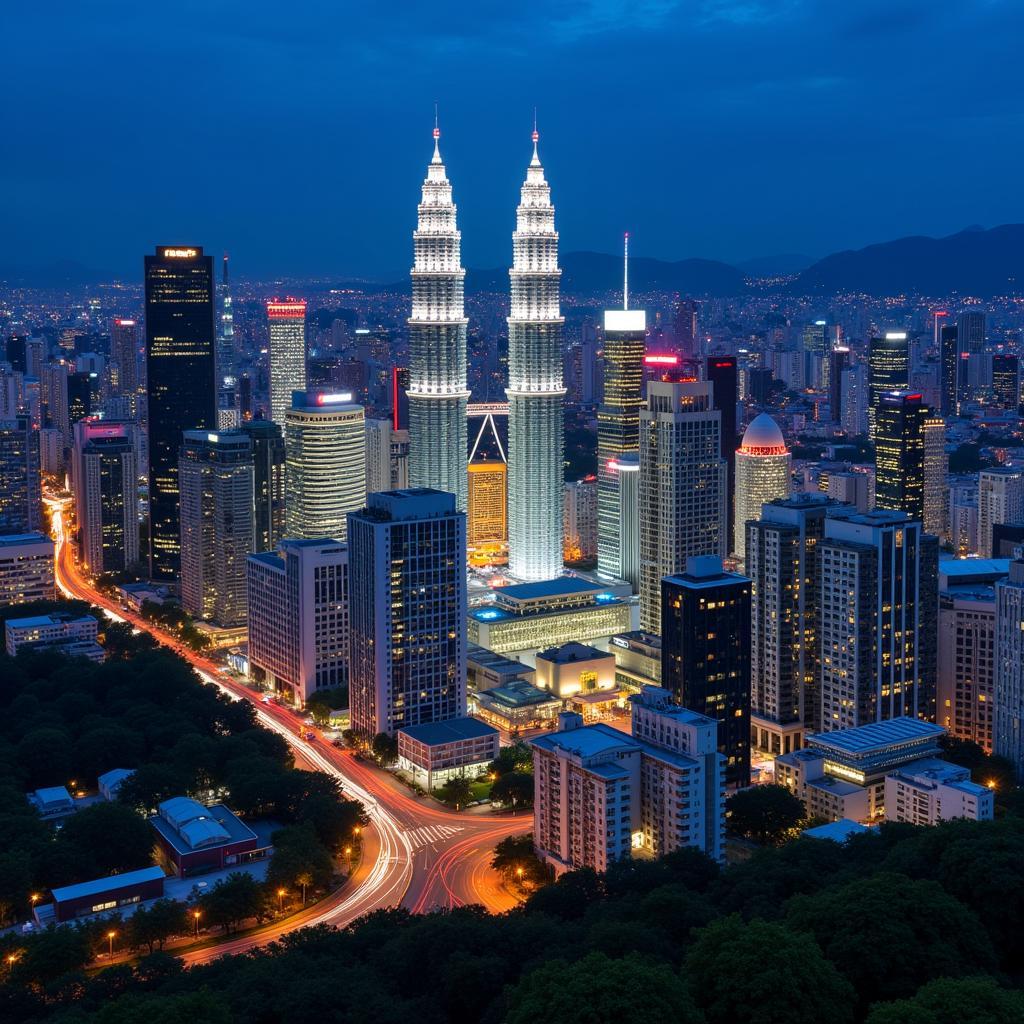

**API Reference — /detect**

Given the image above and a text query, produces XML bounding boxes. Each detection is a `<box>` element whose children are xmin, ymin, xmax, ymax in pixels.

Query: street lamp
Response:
<box><xmin>277</xmin><ymin>888</ymin><xmax>286</xmax><ymax>912</ymax></box>
<box><xmin>192</xmin><ymin>910</ymin><xmax>201</xmax><ymax>937</ymax></box>
<box><xmin>515</xmin><ymin>866</ymin><xmax>524</xmax><ymax>883</ymax></box>
<box><xmin>107</xmin><ymin>930</ymin><xmax>116</xmax><ymax>957</ymax></box>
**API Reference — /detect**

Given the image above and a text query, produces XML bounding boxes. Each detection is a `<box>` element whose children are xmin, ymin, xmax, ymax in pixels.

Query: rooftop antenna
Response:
<box><xmin>623</xmin><ymin>232</ymin><xmax>630</xmax><ymax>311</ymax></box>
<box><xmin>432</xmin><ymin>102</ymin><xmax>441</xmax><ymax>162</ymax></box>
<box><xmin>531</xmin><ymin>107</ymin><xmax>540</xmax><ymax>165</ymax></box>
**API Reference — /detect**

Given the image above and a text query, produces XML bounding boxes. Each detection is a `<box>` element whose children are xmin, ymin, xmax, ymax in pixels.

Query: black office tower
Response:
<box><xmin>145</xmin><ymin>245</ymin><xmax>217</xmax><ymax>580</ymax></box>
<box><xmin>940</xmin><ymin>324</ymin><xmax>958</xmax><ymax>415</ymax></box>
<box><xmin>992</xmin><ymin>354</ymin><xmax>1020</xmax><ymax>411</ymax></box>
<box><xmin>868</xmin><ymin>333</ymin><xmax>909</xmax><ymax>437</ymax></box>
<box><xmin>241</xmin><ymin>419</ymin><xmax>285</xmax><ymax>553</ymax></box>
<box><xmin>661</xmin><ymin>555</ymin><xmax>752</xmax><ymax>787</ymax></box>
<box><xmin>67</xmin><ymin>372</ymin><xmax>92</xmax><ymax>425</ymax></box>
<box><xmin>874</xmin><ymin>391</ymin><xmax>927</xmax><ymax>522</ymax></box>
<box><xmin>706</xmin><ymin>356</ymin><xmax>738</xmax><ymax>550</ymax></box>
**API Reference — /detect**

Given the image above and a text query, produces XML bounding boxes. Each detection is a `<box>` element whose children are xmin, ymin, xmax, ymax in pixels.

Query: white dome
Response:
<box><xmin>741</xmin><ymin>413</ymin><xmax>786</xmax><ymax>451</ymax></box>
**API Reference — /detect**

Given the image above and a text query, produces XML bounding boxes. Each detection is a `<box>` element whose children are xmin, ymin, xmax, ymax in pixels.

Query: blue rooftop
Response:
<box><xmin>51</xmin><ymin>866</ymin><xmax>165</xmax><ymax>904</ymax></box>
<box><xmin>807</xmin><ymin>717</ymin><xmax>944</xmax><ymax>757</ymax></box>
<box><xmin>497</xmin><ymin>578</ymin><xmax>603</xmax><ymax>600</ymax></box>
<box><xmin>398</xmin><ymin>716</ymin><xmax>499</xmax><ymax>745</ymax></box>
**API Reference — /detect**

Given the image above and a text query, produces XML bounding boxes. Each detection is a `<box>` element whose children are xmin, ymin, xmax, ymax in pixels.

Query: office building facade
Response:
<box><xmin>0</xmin><ymin>415</ymin><xmax>42</xmax><ymax>534</ymax></box>
<box><xmin>241</xmin><ymin>419</ymin><xmax>285</xmax><ymax>553</ymax></box>
<box><xmin>978</xmin><ymin>467</ymin><xmax>1024</xmax><ymax>560</ymax></box>
<box><xmin>867</xmin><ymin>333</ymin><xmax>909</xmax><ymax>438</ymax></box>
<box><xmin>0</xmin><ymin>533</ymin><xmax>54</xmax><ymax>609</ymax></box>
<box><xmin>994</xmin><ymin>559</ymin><xmax>1024</xmax><ymax>777</ymax></box>
<box><xmin>563</xmin><ymin>477</ymin><xmax>597</xmax><ymax>564</ymax></box>
<box><xmin>268</xmin><ymin>300</ymin><xmax>307</xmax><ymax>427</ymax></box>
<box><xmin>874</xmin><ymin>391</ymin><xmax>927</xmax><ymax>522</ymax></box>
<box><xmin>732</xmin><ymin>413</ymin><xmax>791</xmax><ymax>564</ymax></box>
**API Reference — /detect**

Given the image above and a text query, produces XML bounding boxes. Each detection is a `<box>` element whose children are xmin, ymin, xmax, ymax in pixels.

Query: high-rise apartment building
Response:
<box><xmin>597</xmin><ymin>305</ymin><xmax>645</xmax><ymax>581</ymax></box>
<box><xmin>874</xmin><ymin>391</ymin><xmax>927</xmax><ymax>522</ymax></box>
<box><xmin>247</xmin><ymin>538</ymin><xmax>349</xmax><ymax>706</ymax></box>
<box><xmin>747</xmin><ymin>495</ymin><xmax>843</xmax><ymax>754</ymax></box>
<box><xmin>240</xmin><ymin>419</ymin><xmax>285</xmax><ymax>553</ymax></box>
<box><xmin>407</xmin><ymin>126</ymin><xmax>469</xmax><ymax>510</ymax></box>
<box><xmin>868</xmin><ymin>333</ymin><xmax>909</xmax><ymax>438</ymax></box>
<box><xmin>347</xmin><ymin>489</ymin><xmax>466</xmax><ymax>738</ymax></box>
<box><xmin>661</xmin><ymin>556</ymin><xmax>752</xmax><ymax>786</ymax></box>
<box><xmin>840</xmin><ymin>363</ymin><xmax>869</xmax><ymax>438</ymax></box>
<box><xmin>706</xmin><ymin>356</ymin><xmax>738</xmax><ymax>550</ymax></box>
<box><xmin>111</xmin><ymin>318</ymin><xmax>139</xmax><ymax>412</ymax></box>
<box><xmin>71</xmin><ymin>418</ymin><xmax>139</xmax><ymax>573</ymax></box>
<box><xmin>940</xmin><ymin>323</ymin><xmax>959</xmax><ymax>415</ymax></box>
<box><xmin>992</xmin><ymin>354</ymin><xmax>1020</xmax><ymax>411</ymax></box>
<box><xmin>732</xmin><ymin>413</ymin><xmax>791</xmax><ymax>564</ymax></box>
<box><xmin>801</xmin><ymin>320</ymin><xmax>829</xmax><ymax>389</ymax></box>
<box><xmin>638</xmin><ymin>379</ymin><xmax>726</xmax><ymax>633</ymax></box>
<box><xmin>563</xmin><ymin>477</ymin><xmax>597</xmax><ymax>564</ymax></box>
<box><xmin>467</xmin><ymin>459</ymin><xmax>507</xmax><ymax>547</ymax></box>
<box><xmin>178</xmin><ymin>430</ymin><xmax>254</xmax><ymax>628</ymax></box>
<box><xmin>268</xmin><ymin>300</ymin><xmax>307</xmax><ymax>427</ymax></box>
<box><xmin>145</xmin><ymin>245</ymin><xmax>217</xmax><ymax>579</ymax></box>
<box><xmin>530</xmin><ymin>687</ymin><xmax>725</xmax><ymax>875</ymax></box>
<box><xmin>923</xmin><ymin>416</ymin><xmax>948</xmax><ymax>537</ymax></box>
<box><xmin>818</xmin><ymin>510</ymin><xmax>933</xmax><ymax>731</ymax></box>
<box><xmin>0</xmin><ymin>533</ymin><xmax>54</xmax><ymax>609</ymax></box>
<box><xmin>0</xmin><ymin>415</ymin><xmax>42</xmax><ymax>534</ymax></box>
<box><xmin>284</xmin><ymin>390</ymin><xmax>366</xmax><ymax>543</ymax></box>
<box><xmin>994</xmin><ymin>559</ymin><xmax>1024</xmax><ymax>778</ymax></box>
<box><xmin>365</xmin><ymin>418</ymin><xmax>411</xmax><ymax>496</ymax></box>
<box><xmin>978</xmin><ymin>467</ymin><xmax>1024</xmax><ymax>560</ymax></box>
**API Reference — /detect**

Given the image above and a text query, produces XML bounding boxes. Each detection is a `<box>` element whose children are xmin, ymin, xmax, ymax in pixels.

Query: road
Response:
<box><xmin>47</xmin><ymin>499</ymin><xmax>530</xmax><ymax>960</ymax></box>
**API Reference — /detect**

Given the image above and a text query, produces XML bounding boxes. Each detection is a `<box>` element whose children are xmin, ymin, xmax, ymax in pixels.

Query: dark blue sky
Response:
<box><xmin>4</xmin><ymin>1</ymin><xmax>1021</xmax><ymax>279</ymax></box>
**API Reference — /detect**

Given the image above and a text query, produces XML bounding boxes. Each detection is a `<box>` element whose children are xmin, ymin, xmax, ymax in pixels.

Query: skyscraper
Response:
<box><xmin>348</xmin><ymin>489</ymin><xmax>467</xmax><ymax>738</ymax></box>
<box><xmin>840</xmin><ymin>363</ymin><xmax>869</xmax><ymax>438</ymax></box>
<box><xmin>71</xmin><ymin>418</ymin><xmax>139</xmax><ymax>573</ymax></box>
<box><xmin>268</xmin><ymin>300</ymin><xmax>307</xmax><ymax>427</ymax></box>
<box><xmin>978</xmin><ymin>467</ymin><xmax>1024</xmax><ymax>560</ymax></box>
<box><xmin>0</xmin><ymin>416</ymin><xmax>42</xmax><ymax>535</ymax></box>
<box><xmin>874</xmin><ymin>391</ymin><xmax>927</xmax><ymax>522</ymax></box>
<box><xmin>956</xmin><ymin>311</ymin><xmax>986</xmax><ymax>405</ymax></box>
<box><xmin>639</xmin><ymin>379</ymin><xmax>726</xmax><ymax>633</ymax></box>
<box><xmin>219</xmin><ymin>252</ymin><xmax>234</xmax><ymax>381</ymax></box>
<box><xmin>661</xmin><ymin>555</ymin><xmax>752</xmax><ymax>786</ymax></box>
<box><xmin>994</xmin><ymin>559</ymin><xmax>1024</xmax><ymax>778</ymax></box>
<box><xmin>818</xmin><ymin>510</ymin><xmax>931</xmax><ymax>730</ymax></box>
<box><xmin>747</xmin><ymin>495</ymin><xmax>842</xmax><ymax>753</ymax></box>
<box><xmin>829</xmin><ymin>346</ymin><xmax>850</xmax><ymax>420</ymax></box>
<box><xmin>111</xmin><ymin>318</ymin><xmax>139</xmax><ymax>412</ymax></box>
<box><xmin>674</xmin><ymin>299</ymin><xmax>699</xmax><ymax>357</ymax></box>
<box><xmin>178</xmin><ymin>430</ymin><xmax>254</xmax><ymax>628</ymax></box>
<box><xmin>801</xmin><ymin>320</ymin><xmax>828</xmax><ymax>389</ymax></box>
<box><xmin>563</xmin><ymin>477</ymin><xmax>598</xmax><ymax>565</ymax></box>
<box><xmin>241</xmin><ymin>419</ymin><xmax>286</xmax><ymax>553</ymax></box>
<box><xmin>923</xmin><ymin>416</ymin><xmax>947</xmax><ymax>537</ymax></box>
<box><xmin>992</xmin><ymin>354</ymin><xmax>1020</xmax><ymax>411</ymax></box>
<box><xmin>940</xmin><ymin>323</ymin><xmax>959</xmax><ymax>415</ymax></box>
<box><xmin>597</xmin><ymin>276</ymin><xmax>645</xmax><ymax>582</ymax></box>
<box><xmin>706</xmin><ymin>356</ymin><xmax>738</xmax><ymax>550</ymax></box>
<box><xmin>145</xmin><ymin>245</ymin><xmax>217</xmax><ymax>579</ymax></box>
<box><xmin>507</xmin><ymin>127</ymin><xmax>565</xmax><ymax>582</ymax></box>
<box><xmin>868</xmin><ymin>332</ymin><xmax>909</xmax><ymax>438</ymax></box>
<box><xmin>467</xmin><ymin>459</ymin><xmax>507</xmax><ymax>550</ymax></box>
<box><xmin>407</xmin><ymin>124</ymin><xmax>469</xmax><ymax>510</ymax></box>
<box><xmin>285</xmin><ymin>390</ymin><xmax>365</xmax><ymax>542</ymax></box>
<box><xmin>732</xmin><ymin>413</ymin><xmax>791</xmax><ymax>564</ymax></box>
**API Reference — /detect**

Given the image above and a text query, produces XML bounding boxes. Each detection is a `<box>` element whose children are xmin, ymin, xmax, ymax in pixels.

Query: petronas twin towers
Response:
<box><xmin>408</xmin><ymin>124</ymin><xmax>564</xmax><ymax>581</ymax></box>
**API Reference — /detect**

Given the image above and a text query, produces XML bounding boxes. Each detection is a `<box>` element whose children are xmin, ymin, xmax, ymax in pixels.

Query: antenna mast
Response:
<box><xmin>623</xmin><ymin>232</ymin><xmax>629</xmax><ymax>311</ymax></box>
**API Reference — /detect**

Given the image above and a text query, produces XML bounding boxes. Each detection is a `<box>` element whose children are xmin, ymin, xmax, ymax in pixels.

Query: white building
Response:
<box><xmin>732</xmin><ymin>413</ymin><xmax>791</xmax><ymax>564</ymax></box>
<box><xmin>0</xmin><ymin>533</ymin><xmax>54</xmax><ymax>609</ymax></box>
<box><xmin>268</xmin><ymin>300</ymin><xmax>307</xmax><ymax>427</ymax></box>
<box><xmin>285</xmin><ymin>390</ymin><xmax>366</xmax><ymax>543</ymax></box>
<box><xmin>246</xmin><ymin>538</ymin><xmax>349</xmax><ymax>706</ymax></box>
<box><xmin>923</xmin><ymin>417</ymin><xmax>948</xmax><ymax>537</ymax></box>
<box><xmin>348</xmin><ymin>489</ymin><xmax>466</xmax><ymax>738</ymax></box>
<box><xmin>530</xmin><ymin>686</ymin><xmax>725</xmax><ymax>876</ymax></box>
<box><xmin>995</xmin><ymin>559</ymin><xmax>1024</xmax><ymax>778</ymax></box>
<box><xmin>884</xmin><ymin>761</ymin><xmax>994</xmax><ymax>825</ymax></box>
<box><xmin>365</xmin><ymin>418</ymin><xmax>409</xmax><ymax>494</ymax></box>
<box><xmin>397</xmin><ymin>717</ymin><xmax>500</xmax><ymax>790</ymax></box>
<box><xmin>506</xmin><ymin>129</ymin><xmax>565</xmax><ymax>582</ymax></box>
<box><xmin>5</xmin><ymin>613</ymin><xmax>101</xmax><ymax>659</ymax></box>
<box><xmin>840</xmin><ymin>364</ymin><xmax>868</xmax><ymax>438</ymax></box>
<box><xmin>978</xmin><ymin>467</ymin><xmax>1024</xmax><ymax>559</ymax></box>
<box><xmin>638</xmin><ymin>378</ymin><xmax>726</xmax><ymax>633</ymax></box>
<box><xmin>563</xmin><ymin>478</ymin><xmax>597</xmax><ymax>564</ymax></box>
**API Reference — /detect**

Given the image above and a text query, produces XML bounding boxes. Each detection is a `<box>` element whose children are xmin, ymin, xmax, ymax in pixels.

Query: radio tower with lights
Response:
<box><xmin>507</xmin><ymin>121</ymin><xmax>566</xmax><ymax>581</ymax></box>
<box><xmin>407</xmin><ymin>116</ymin><xmax>469</xmax><ymax>510</ymax></box>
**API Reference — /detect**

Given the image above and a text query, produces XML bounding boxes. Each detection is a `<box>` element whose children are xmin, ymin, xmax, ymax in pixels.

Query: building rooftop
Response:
<box><xmin>537</xmin><ymin>641</ymin><xmax>608</xmax><ymax>664</ymax></box>
<box><xmin>497</xmin><ymin>577</ymin><xmax>604</xmax><ymax>601</ymax></box>
<box><xmin>467</xmin><ymin>644</ymin><xmax>527</xmax><ymax>672</ymax></box>
<box><xmin>939</xmin><ymin>557</ymin><xmax>1011</xmax><ymax>583</ymax></box>
<box><xmin>6</xmin><ymin>613</ymin><xmax>93</xmax><ymax>630</ymax></box>
<box><xmin>477</xmin><ymin>679</ymin><xmax>561</xmax><ymax>709</ymax></box>
<box><xmin>531</xmin><ymin>721</ymin><xmax>636</xmax><ymax>759</ymax></box>
<box><xmin>803</xmin><ymin>819</ymin><xmax>872</xmax><ymax>843</ymax></box>
<box><xmin>806</xmin><ymin>718</ymin><xmax>945</xmax><ymax>757</ymax></box>
<box><xmin>740</xmin><ymin>412</ymin><xmax>786</xmax><ymax>452</ymax></box>
<box><xmin>97</xmin><ymin>768</ymin><xmax>134</xmax><ymax>788</ymax></box>
<box><xmin>0</xmin><ymin>532</ymin><xmax>52</xmax><ymax>548</ymax></box>
<box><xmin>51</xmin><ymin>866</ymin><xmax>165</xmax><ymax>904</ymax></box>
<box><xmin>149</xmin><ymin>801</ymin><xmax>257</xmax><ymax>856</ymax></box>
<box><xmin>398</xmin><ymin>716</ymin><xmax>499</xmax><ymax>746</ymax></box>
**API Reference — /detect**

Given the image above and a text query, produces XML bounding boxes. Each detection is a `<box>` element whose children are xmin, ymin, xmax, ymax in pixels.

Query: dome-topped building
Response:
<box><xmin>733</xmin><ymin>413</ymin><xmax>791</xmax><ymax>563</ymax></box>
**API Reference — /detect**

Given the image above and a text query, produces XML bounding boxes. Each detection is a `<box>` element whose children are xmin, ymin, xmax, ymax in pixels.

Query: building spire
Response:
<box><xmin>623</xmin><ymin>232</ymin><xmax>630</xmax><ymax>311</ymax></box>
<box><xmin>530</xmin><ymin>108</ymin><xmax>540</xmax><ymax>167</ymax></box>
<box><xmin>432</xmin><ymin>103</ymin><xmax>442</xmax><ymax>164</ymax></box>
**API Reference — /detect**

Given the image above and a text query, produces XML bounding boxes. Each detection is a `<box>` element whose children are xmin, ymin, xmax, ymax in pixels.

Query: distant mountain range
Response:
<box><xmin>4</xmin><ymin>224</ymin><xmax>1023</xmax><ymax>297</ymax></box>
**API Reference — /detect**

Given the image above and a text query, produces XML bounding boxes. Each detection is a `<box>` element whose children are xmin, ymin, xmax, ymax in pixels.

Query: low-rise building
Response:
<box><xmin>802</xmin><ymin>819</ymin><xmax>872</xmax><ymax>843</ymax></box>
<box><xmin>884</xmin><ymin>760</ymin><xmax>994</xmax><ymax>825</ymax></box>
<box><xmin>0</xmin><ymin>533</ymin><xmax>54</xmax><ymax>609</ymax></box>
<box><xmin>472</xmin><ymin>678</ymin><xmax>562</xmax><ymax>735</ymax></box>
<box><xmin>97</xmin><ymin>768</ymin><xmax>135</xmax><ymax>801</ymax></box>
<box><xmin>5</xmin><ymin>613</ymin><xmax>102</xmax><ymax>660</ymax></box>
<box><xmin>467</xmin><ymin>643</ymin><xmax>534</xmax><ymax>692</ymax></box>
<box><xmin>117</xmin><ymin>582</ymin><xmax>171</xmax><ymax>612</ymax></box>
<box><xmin>28</xmin><ymin>785</ymin><xmax>76</xmax><ymax>819</ymax></box>
<box><xmin>149</xmin><ymin>797</ymin><xmax>265</xmax><ymax>878</ymax></box>
<box><xmin>534</xmin><ymin>642</ymin><xmax>616</xmax><ymax>698</ymax></box>
<box><xmin>609</xmin><ymin>631</ymin><xmax>661</xmax><ymax>693</ymax></box>
<box><xmin>48</xmin><ymin>866</ymin><xmax>165</xmax><ymax>923</ymax></box>
<box><xmin>530</xmin><ymin>686</ymin><xmax>725</xmax><ymax>875</ymax></box>
<box><xmin>396</xmin><ymin>717</ymin><xmax>501</xmax><ymax>790</ymax></box>
<box><xmin>467</xmin><ymin>578</ymin><xmax>632</xmax><ymax>660</ymax></box>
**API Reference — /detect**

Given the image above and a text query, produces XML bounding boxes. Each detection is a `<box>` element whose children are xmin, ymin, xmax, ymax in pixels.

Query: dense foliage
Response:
<box><xmin>1</xmin><ymin>817</ymin><xmax>1022</xmax><ymax>1023</ymax></box>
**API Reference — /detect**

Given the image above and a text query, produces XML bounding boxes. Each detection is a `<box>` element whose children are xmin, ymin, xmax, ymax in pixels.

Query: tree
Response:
<box><xmin>865</xmin><ymin>977</ymin><xmax>1024</xmax><ymax>1024</ymax></box>
<box><xmin>13</xmin><ymin>925</ymin><xmax>92</xmax><ymax>986</ymax></box>
<box><xmin>437</xmin><ymin>775</ymin><xmax>472</xmax><ymax>809</ymax></box>
<box><xmin>939</xmin><ymin>737</ymin><xmax>1016</xmax><ymax>796</ymax></box>
<box><xmin>55</xmin><ymin>802</ymin><xmax>155</xmax><ymax>881</ymax></box>
<box><xmin>523</xmin><ymin>867</ymin><xmax>604</xmax><ymax>920</ymax></box>
<box><xmin>298</xmin><ymin>794</ymin><xmax>367</xmax><ymax>851</ymax></box>
<box><xmin>491</xmin><ymin>833</ymin><xmax>549</xmax><ymax>886</ymax></box>
<box><xmin>489</xmin><ymin>742</ymin><xmax>533</xmax><ymax>778</ymax></box>
<box><xmin>370</xmin><ymin>732</ymin><xmax>398</xmax><ymax>765</ymax></box>
<box><xmin>685</xmin><ymin>916</ymin><xmax>855</xmax><ymax>1024</ymax></box>
<box><xmin>785</xmin><ymin>872</ymin><xmax>997</xmax><ymax>1006</ymax></box>
<box><xmin>725</xmin><ymin>785</ymin><xmax>805</xmax><ymax>844</ymax></box>
<box><xmin>198</xmin><ymin>872</ymin><xmax>264</xmax><ymax>934</ymax></box>
<box><xmin>490</xmin><ymin>770</ymin><xmax>533</xmax><ymax>808</ymax></box>
<box><xmin>126</xmin><ymin>900</ymin><xmax>189</xmax><ymax>954</ymax></box>
<box><xmin>504</xmin><ymin>952</ymin><xmax>703</xmax><ymax>1024</ymax></box>
<box><xmin>267</xmin><ymin>824</ymin><xmax>335</xmax><ymax>894</ymax></box>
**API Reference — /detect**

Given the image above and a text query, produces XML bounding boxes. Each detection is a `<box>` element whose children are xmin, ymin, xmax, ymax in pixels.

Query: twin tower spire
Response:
<box><xmin>407</xmin><ymin>119</ymin><xmax>564</xmax><ymax>581</ymax></box>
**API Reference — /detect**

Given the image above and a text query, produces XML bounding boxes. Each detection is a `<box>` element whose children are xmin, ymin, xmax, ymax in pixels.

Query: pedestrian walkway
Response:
<box><xmin>404</xmin><ymin>824</ymin><xmax>463</xmax><ymax>848</ymax></box>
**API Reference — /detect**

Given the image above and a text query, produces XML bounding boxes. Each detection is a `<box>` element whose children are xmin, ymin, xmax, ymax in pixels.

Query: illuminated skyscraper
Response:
<box><xmin>144</xmin><ymin>245</ymin><xmax>217</xmax><ymax>579</ymax></box>
<box><xmin>0</xmin><ymin>415</ymin><xmax>42</xmax><ymax>534</ymax></box>
<box><xmin>284</xmin><ymin>390</ymin><xmax>366</xmax><ymax>542</ymax></box>
<box><xmin>940</xmin><ymin>323</ymin><xmax>959</xmax><ymax>415</ymax></box>
<box><xmin>992</xmin><ymin>354</ymin><xmax>1020</xmax><ymax>411</ymax></box>
<box><xmin>598</xmin><ymin>237</ymin><xmax>645</xmax><ymax>581</ymax></box>
<box><xmin>507</xmin><ymin>126</ymin><xmax>565</xmax><ymax>581</ymax></box>
<box><xmin>868</xmin><ymin>333</ymin><xmax>909</xmax><ymax>438</ymax></box>
<box><xmin>241</xmin><ymin>419</ymin><xmax>286</xmax><ymax>553</ymax></box>
<box><xmin>407</xmin><ymin>124</ymin><xmax>469</xmax><ymax>509</ymax></box>
<box><xmin>111</xmin><ymin>318</ymin><xmax>139</xmax><ymax>411</ymax></box>
<box><xmin>563</xmin><ymin>477</ymin><xmax>598</xmax><ymax>564</ymax></box>
<box><xmin>995</xmin><ymin>560</ymin><xmax>1024</xmax><ymax>777</ymax></box>
<box><xmin>874</xmin><ymin>391</ymin><xmax>927</xmax><ymax>522</ymax></box>
<box><xmin>706</xmin><ymin>356</ymin><xmax>738</xmax><ymax>549</ymax></box>
<box><xmin>979</xmin><ymin>467</ymin><xmax>1024</xmax><ymax>560</ymax></box>
<box><xmin>732</xmin><ymin>413</ymin><xmax>791</xmax><ymax>564</ymax></box>
<box><xmin>923</xmin><ymin>416</ymin><xmax>947</xmax><ymax>537</ymax></box>
<box><xmin>268</xmin><ymin>300</ymin><xmax>308</xmax><ymax>427</ymax></box>
<box><xmin>639</xmin><ymin>379</ymin><xmax>726</xmax><ymax>634</ymax></box>
<box><xmin>219</xmin><ymin>253</ymin><xmax>235</xmax><ymax>381</ymax></box>
<box><xmin>467</xmin><ymin>459</ymin><xmax>507</xmax><ymax>549</ymax></box>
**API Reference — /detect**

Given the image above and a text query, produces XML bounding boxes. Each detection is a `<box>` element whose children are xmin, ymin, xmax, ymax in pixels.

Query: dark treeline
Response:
<box><xmin>2</xmin><ymin>817</ymin><xmax>1022</xmax><ymax>1023</ymax></box>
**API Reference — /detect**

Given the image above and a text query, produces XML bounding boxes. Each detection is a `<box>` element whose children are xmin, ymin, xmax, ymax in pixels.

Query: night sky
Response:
<box><xmin>4</xmin><ymin>1</ymin><xmax>1021</xmax><ymax>279</ymax></box>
